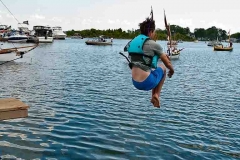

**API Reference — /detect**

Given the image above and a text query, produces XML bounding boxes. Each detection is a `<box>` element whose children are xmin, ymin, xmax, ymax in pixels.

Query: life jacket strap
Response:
<box><xmin>129</xmin><ymin>54</ymin><xmax>153</xmax><ymax>68</ymax></box>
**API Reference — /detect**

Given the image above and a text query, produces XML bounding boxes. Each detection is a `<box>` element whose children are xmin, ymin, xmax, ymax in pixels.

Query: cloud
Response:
<box><xmin>31</xmin><ymin>14</ymin><xmax>45</xmax><ymax>20</ymax></box>
<box><xmin>6</xmin><ymin>14</ymin><xmax>14</xmax><ymax>19</ymax></box>
<box><xmin>207</xmin><ymin>21</ymin><xmax>227</xmax><ymax>29</ymax></box>
<box><xmin>121</xmin><ymin>20</ymin><xmax>131</xmax><ymax>25</ymax></box>
<box><xmin>95</xmin><ymin>20</ymin><xmax>101</xmax><ymax>24</ymax></box>
<box><xmin>179</xmin><ymin>18</ymin><xmax>192</xmax><ymax>27</ymax></box>
<box><xmin>81</xmin><ymin>19</ymin><xmax>92</xmax><ymax>25</ymax></box>
<box><xmin>108</xmin><ymin>19</ymin><xmax>115</xmax><ymax>24</ymax></box>
<box><xmin>51</xmin><ymin>17</ymin><xmax>62</xmax><ymax>23</ymax></box>
<box><xmin>107</xmin><ymin>19</ymin><xmax>130</xmax><ymax>25</ymax></box>
<box><xmin>108</xmin><ymin>19</ymin><xmax>120</xmax><ymax>24</ymax></box>
<box><xmin>171</xmin><ymin>18</ymin><xmax>193</xmax><ymax>28</ymax></box>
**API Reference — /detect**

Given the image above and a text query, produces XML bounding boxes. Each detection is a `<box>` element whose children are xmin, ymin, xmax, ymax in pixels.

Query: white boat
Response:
<box><xmin>0</xmin><ymin>51</ymin><xmax>19</xmax><ymax>62</ymax></box>
<box><xmin>18</xmin><ymin>23</ymin><xmax>30</xmax><ymax>35</ymax></box>
<box><xmin>31</xmin><ymin>25</ymin><xmax>54</xmax><ymax>43</ymax></box>
<box><xmin>8</xmin><ymin>34</ymin><xmax>28</xmax><ymax>43</ymax></box>
<box><xmin>52</xmin><ymin>26</ymin><xmax>66</xmax><ymax>39</ymax></box>
<box><xmin>207</xmin><ymin>37</ymin><xmax>222</xmax><ymax>46</ymax></box>
<box><xmin>85</xmin><ymin>35</ymin><xmax>113</xmax><ymax>45</ymax></box>
<box><xmin>170</xmin><ymin>52</ymin><xmax>180</xmax><ymax>59</ymax></box>
<box><xmin>0</xmin><ymin>44</ymin><xmax>38</xmax><ymax>62</ymax></box>
<box><xmin>167</xmin><ymin>49</ymin><xmax>180</xmax><ymax>60</ymax></box>
<box><xmin>207</xmin><ymin>41</ymin><xmax>221</xmax><ymax>46</ymax></box>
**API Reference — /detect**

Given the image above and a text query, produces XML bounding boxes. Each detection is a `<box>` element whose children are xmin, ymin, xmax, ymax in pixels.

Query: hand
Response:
<box><xmin>168</xmin><ymin>69</ymin><xmax>174</xmax><ymax>78</ymax></box>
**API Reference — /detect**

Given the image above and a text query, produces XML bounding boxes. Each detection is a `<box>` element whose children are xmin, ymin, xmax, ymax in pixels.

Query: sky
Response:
<box><xmin>0</xmin><ymin>0</ymin><xmax>239</xmax><ymax>33</ymax></box>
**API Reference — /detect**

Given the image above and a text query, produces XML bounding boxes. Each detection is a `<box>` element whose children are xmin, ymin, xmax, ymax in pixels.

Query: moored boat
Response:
<box><xmin>0</xmin><ymin>44</ymin><xmax>38</xmax><ymax>62</ymax></box>
<box><xmin>8</xmin><ymin>34</ymin><xmax>28</xmax><ymax>43</ymax></box>
<box><xmin>31</xmin><ymin>25</ymin><xmax>54</xmax><ymax>43</ymax></box>
<box><xmin>213</xmin><ymin>30</ymin><xmax>233</xmax><ymax>51</ymax></box>
<box><xmin>85</xmin><ymin>35</ymin><xmax>112</xmax><ymax>45</ymax></box>
<box><xmin>52</xmin><ymin>26</ymin><xmax>66</xmax><ymax>39</ymax></box>
<box><xmin>207</xmin><ymin>40</ymin><xmax>222</xmax><ymax>46</ymax></box>
<box><xmin>0</xmin><ymin>50</ymin><xmax>19</xmax><ymax>62</ymax></box>
<box><xmin>0</xmin><ymin>25</ymin><xmax>11</xmax><ymax>37</ymax></box>
<box><xmin>85</xmin><ymin>41</ymin><xmax>112</xmax><ymax>45</ymax></box>
<box><xmin>213</xmin><ymin>45</ymin><xmax>233</xmax><ymax>51</ymax></box>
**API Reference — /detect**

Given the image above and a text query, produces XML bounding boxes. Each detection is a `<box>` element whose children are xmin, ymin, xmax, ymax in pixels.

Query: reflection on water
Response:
<box><xmin>0</xmin><ymin>39</ymin><xmax>240</xmax><ymax>160</ymax></box>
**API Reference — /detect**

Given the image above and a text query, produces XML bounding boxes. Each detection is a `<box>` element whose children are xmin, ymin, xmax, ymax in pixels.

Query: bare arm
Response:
<box><xmin>149</xmin><ymin>41</ymin><xmax>174</xmax><ymax>77</ymax></box>
<box><xmin>160</xmin><ymin>53</ymin><xmax>174</xmax><ymax>78</ymax></box>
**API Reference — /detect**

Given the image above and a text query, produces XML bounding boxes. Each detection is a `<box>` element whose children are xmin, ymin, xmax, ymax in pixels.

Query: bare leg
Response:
<box><xmin>151</xmin><ymin>64</ymin><xmax>166</xmax><ymax>108</ymax></box>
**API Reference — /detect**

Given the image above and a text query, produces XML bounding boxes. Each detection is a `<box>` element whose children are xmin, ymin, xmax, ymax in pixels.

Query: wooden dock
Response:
<box><xmin>0</xmin><ymin>98</ymin><xmax>29</xmax><ymax>120</ymax></box>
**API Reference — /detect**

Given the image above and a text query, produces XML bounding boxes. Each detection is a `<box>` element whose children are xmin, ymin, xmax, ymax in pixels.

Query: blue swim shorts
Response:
<box><xmin>132</xmin><ymin>67</ymin><xmax>165</xmax><ymax>91</ymax></box>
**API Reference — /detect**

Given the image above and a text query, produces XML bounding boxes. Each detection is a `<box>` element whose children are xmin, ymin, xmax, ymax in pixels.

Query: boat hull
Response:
<box><xmin>0</xmin><ymin>51</ymin><xmax>19</xmax><ymax>62</ymax></box>
<box><xmin>38</xmin><ymin>37</ymin><xmax>54</xmax><ymax>43</ymax></box>
<box><xmin>54</xmin><ymin>35</ymin><xmax>66</xmax><ymax>40</ymax></box>
<box><xmin>8</xmin><ymin>39</ymin><xmax>28</xmax><ymax>43</ymax></box>
<box><xmin>85</xmin><ymin>41</ymin><xmax>112</xmax><ymax>45</ymax></box>
<box><xmin>26</xmin><ymin>36</ymin><xmax>39</xmax><ymax>43</ymax></box>
<box><xmin>214</xmin><ymin>46</ymin><xmax>233</xmax><ymax>51</ymax></box>
<box><xmin>0</xmin><ymin>37</ymin><xmax>8</xmax><ymax>41</ymax></box>
<box><xmin>8</xmin><ymin>35</ymin><xmax>28</xmax><ymax>43</ymax></box>
<box><xmin>170</xmin><ymin>53</ymin><xmax>180</xmax><ymax>59</ymax></box>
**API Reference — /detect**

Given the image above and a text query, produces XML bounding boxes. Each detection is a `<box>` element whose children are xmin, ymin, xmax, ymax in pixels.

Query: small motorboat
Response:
<box><xmin>85</xmin><ymin>35</ymin><xmax>112</xmax><ymax>46</ymax></box>
<box><xmin>85</xmin><ymin>40</ymin><xmax>112</xmax><ymax>45</ymax></box>
<box><xmin>8</xmin><ymin>34</ymin><xmax>28</xmax><ymax>43</ymax></box>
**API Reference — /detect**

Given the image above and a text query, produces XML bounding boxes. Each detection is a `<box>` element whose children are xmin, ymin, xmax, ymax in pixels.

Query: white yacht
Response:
<box><xmin>8</xmin><ymin>33</ymin><xmax>28</xmax><ymax>43</ymax></box>
<box><xmin>18</xmin><ymin>23</ymin><xmax>30</xmax><ymax>35</ymax></box>
<box><xmin>52</xmin><ymin>26</ymin><xmax>66</xmax><ymax>39</ymax></box>
<box><xmin>31</xmin><ymin>25</ymin><xmax>54</xmax><ymax>43</ymax></box>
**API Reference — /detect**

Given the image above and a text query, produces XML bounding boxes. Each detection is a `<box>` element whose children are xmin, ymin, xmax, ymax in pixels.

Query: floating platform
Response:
<box><xmin>0</xmin><ymin>98</ymin><xmax>29</xmax><ymax>120</ymax></box>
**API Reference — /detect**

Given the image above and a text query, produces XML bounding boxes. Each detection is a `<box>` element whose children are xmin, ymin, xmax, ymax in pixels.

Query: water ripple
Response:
<box><xmin>0</xmin><ymin>40</ymin><xmax>240</xmax><ymax>159</ymax></box>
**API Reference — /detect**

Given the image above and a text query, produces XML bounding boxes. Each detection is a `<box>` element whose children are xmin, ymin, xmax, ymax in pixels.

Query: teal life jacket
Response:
<box><xmin>127</xmin><ymin>34</ymin><xmax>158</xmax><ymax>69</ymax></box>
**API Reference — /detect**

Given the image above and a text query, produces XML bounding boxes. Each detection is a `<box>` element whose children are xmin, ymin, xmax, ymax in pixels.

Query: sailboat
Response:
<box><xmin>0</xmin><ymin>44</ymin><xmax>38</xmax><ymax>62</ymax></box>
<box><xmin>213</xmin><ymin>30</ymin><xmax>233</xmax><ymax>51</ymax></box>
<box><xmin>164</xmin><ymin>10</ymin><xmax>183</xmax><ymax>59</ymax></box>
<box><xmin>0</xmin><ymin>1</ymin><xmax>38</xmax><ymax>63</ymax></box>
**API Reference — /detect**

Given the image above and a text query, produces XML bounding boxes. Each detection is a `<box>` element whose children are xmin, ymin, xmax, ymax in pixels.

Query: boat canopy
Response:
<box><xmin>0</xmin><ymin>25</ymin><xmax>9</xmax><ymax>30</ymax></box>
<box><xmin>33</xmin><ymin>26</ymin><xmax>52</xmax><ymax>31</ymax></box>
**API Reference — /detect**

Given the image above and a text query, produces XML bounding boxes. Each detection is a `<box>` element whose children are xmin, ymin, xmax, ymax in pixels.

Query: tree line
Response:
<box><xmin>66</xmin><ymin>25</ymin><xmax>240</xmax><ymax>41</ymax></box>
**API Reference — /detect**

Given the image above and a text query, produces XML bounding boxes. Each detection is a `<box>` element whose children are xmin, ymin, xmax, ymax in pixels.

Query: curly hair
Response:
<box><xmin>139</xmin><ymin>17</ymin><xmax>155</xmax><ymax>36</ymax></box>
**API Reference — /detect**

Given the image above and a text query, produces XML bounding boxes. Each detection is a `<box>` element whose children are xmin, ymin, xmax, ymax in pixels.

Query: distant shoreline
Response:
<box><xmin>65</xmin><ymin>25</ymin><xmax>240</xmax><ymax>42</ymax></box>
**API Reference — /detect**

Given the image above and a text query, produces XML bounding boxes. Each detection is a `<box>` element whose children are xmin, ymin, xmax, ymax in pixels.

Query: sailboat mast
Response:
<box><xmin>228</xmin><ymin>30</ymin><xmax>230</xmax><ymax>45</ymax></box>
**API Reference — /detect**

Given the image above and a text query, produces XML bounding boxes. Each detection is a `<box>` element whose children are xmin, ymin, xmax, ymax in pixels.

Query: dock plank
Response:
<box><xmin>0</xmin><ymin>98</ymin><xmax>29</xmax><ymax>120</ymax></box>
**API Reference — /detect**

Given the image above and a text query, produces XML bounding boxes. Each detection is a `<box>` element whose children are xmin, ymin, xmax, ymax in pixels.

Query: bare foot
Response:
<box><xmin>150</xmin><ymin>94</ymin><xmax>160</xmax><ymax>108</ymax></box>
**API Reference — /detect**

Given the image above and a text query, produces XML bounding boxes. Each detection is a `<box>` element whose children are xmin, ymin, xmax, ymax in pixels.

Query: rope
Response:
<box><xmin>0</xmin><ymin>0</ymin><xmax>22</xmax><ymax>27</ymax></box>
<box><xmin>0</xmin><ymin>0</ymin><xmax>39</xmax><ymax>64</ymax></box>
<box><xmin>0</xmin><ymin>0</ymin><xmax>27</xmax><ymax>50</ymax></box>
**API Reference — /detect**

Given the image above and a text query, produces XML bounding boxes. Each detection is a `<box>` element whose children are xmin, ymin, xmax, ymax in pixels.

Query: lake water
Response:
<box><xmin>0</xmin><ymin>39</ymin><xmax>240</xmax><ymax>160</ymax></box>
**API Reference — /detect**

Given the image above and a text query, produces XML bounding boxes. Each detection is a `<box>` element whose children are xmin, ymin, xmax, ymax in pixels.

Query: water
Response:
<box><xmin>0</xmin><ymin>39</ymin><xmax>240</xmax><ymax>160</ymax></box>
